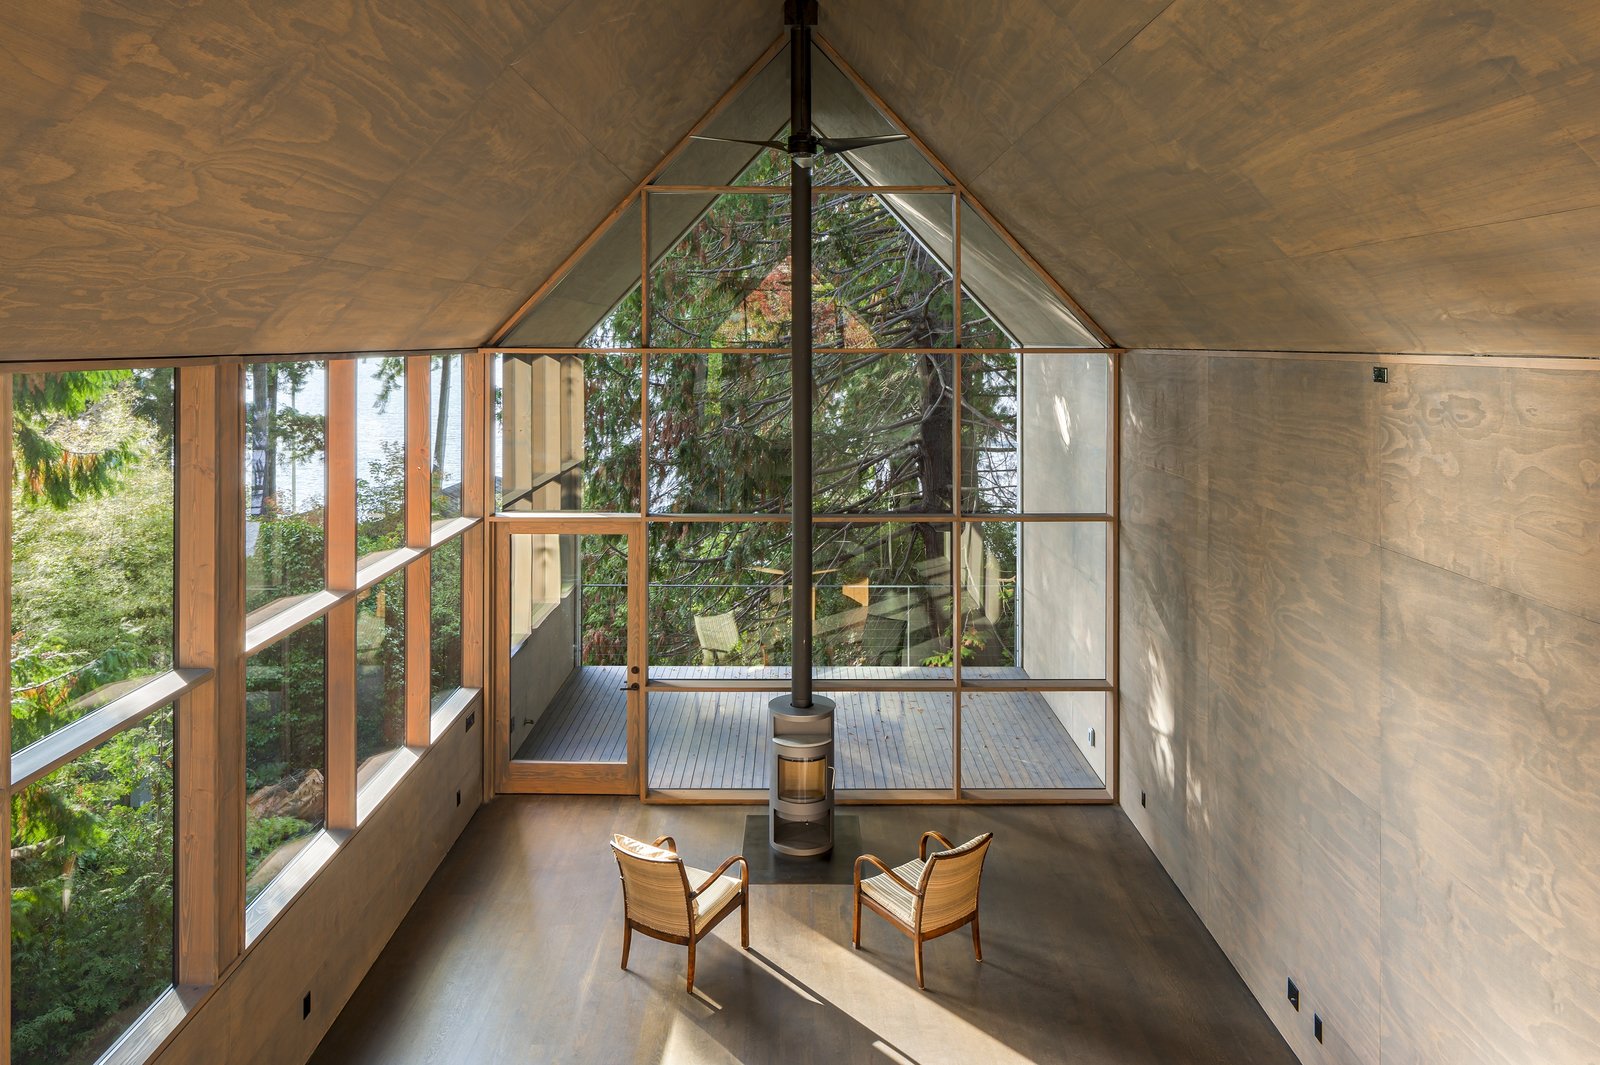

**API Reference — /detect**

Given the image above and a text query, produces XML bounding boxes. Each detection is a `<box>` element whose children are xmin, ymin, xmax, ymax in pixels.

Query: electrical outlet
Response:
<box><xmin>1372</xmin><ymin>365</ymin><xmax>1389</xmax><ymax>383</ymax></box>
<box><xmin>465</xmin><ymin>710</ymin><xmax>476</xmax><ymax>733</ymax></box>
<box><xmin>303</xmin><ymin>992</ymin><xmax>312</xmax><ymax>1019</ymax></box>
<box><xmin>1287</xmin><ymin>978</ymin><xmax>1300</xmax><ymax>1011</ymax></box>
<box><xmin>1314</xmin><ymin>1014</ymin><xmax>1324</xmax><ymax>1043</ymax></box>
<box><xmin>1087</xmin><ymin>727</ymin><xmax>1096</xmax><ymax>748</ymax></box>
<box><xmin>1140</xmin><ymin>790</ymin><xmax>1147</xmax><ymax>808</ymax></box>
<box><xmin>455</xmin><ymin>789</ymin><xmax>462</xmax><ymax>807</ymax></box>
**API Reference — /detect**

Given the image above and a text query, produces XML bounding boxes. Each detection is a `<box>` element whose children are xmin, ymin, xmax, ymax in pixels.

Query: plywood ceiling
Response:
<box><xmin>3</xmin><ymin>0</ymin><xmax>1598</xmax><ymax>359</ymax></box>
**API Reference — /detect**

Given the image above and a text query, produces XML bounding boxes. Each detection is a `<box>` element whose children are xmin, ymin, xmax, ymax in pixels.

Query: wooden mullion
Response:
<box><xmin>405</xmin><ymin>356</ymin><xmax>432</xmax><ymax>747</ymax></box>
<box><xmin>325</xmin><ymin>359</ymin><xmax>356</xmax><ymax>828</ymax></box>
<box><xmin>214</xmin><ymin>362</ymin><xmax>247</xmax><ymax>966</ymax></box>
<box><xmin>176</xmin><ymin>365</ymin><xmax>222</xmax><ymax>986</ymax></box>
<box><xmin>1109</xmin><ymin>352</ymin><xmax>1123</xmax><ymax>802</ymax></box>
<box><xmin>405</xmin><ymin>556</ymin><xmax>431</xmax><ymax>747</ymax></box>
<box><xmin>462</xmin><ymin>351</ymin><xmax>490</xmax><ymax>798</ymax></box>
<box><xmin>325</xmin><ymin>600</ymin><xmax>357</xmax><ymax>830</ymax></box>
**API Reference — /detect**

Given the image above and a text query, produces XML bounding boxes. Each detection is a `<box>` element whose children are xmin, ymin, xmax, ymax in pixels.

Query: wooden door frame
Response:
<box><xmin>492</xmin><ymin>517</ymin><xmax>645</xmax><ymax>794</ymax></box>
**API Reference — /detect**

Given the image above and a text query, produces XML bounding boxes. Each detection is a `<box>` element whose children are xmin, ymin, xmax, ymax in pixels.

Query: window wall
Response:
<box><xmin>4</xmin><ymin>352</ymin><xmax>484</xmax><ymax>1064</ymax></box>
<box><xmin>493</xmin><ymin>106</ymin><xmax>1116</xmax><ymax>799</ymax></box>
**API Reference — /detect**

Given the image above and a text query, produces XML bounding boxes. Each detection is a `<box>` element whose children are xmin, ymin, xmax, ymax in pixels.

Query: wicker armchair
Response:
<box><xmin>610</xmin><ymin>834</ymin><xmax>750</xmax><ymax>993</ymax></box>
<box><xmin>853</xmin><ymin>830</ymin><xmax>993</xmax><ymax>989</ymax></box>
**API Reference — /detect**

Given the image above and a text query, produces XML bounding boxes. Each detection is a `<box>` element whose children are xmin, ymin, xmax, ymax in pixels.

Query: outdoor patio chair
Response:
<box><xmin>610</xmin><ymin>833</ymin><xmax>750</xmax><ymax>993</ymax></box>
<box><xmin>853</xmin><ymin>830</ymin><xmax>993</xmax><ymax>989</ymax></box>
<box><xmin>693</xmin><ymin>612</ymin><xmax>741</xmax><ymax>665</ymax></box>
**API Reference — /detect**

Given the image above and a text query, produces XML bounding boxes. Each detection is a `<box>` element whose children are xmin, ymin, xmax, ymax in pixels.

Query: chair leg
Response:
<box><xmin>972</xmin><ymin>913</ymin><xmax>982</xmax><ymax>962</ymax></box>
<box><xmin>914</xmin><ymin>935</ymin><xmax>925</xmax><ymax>990</ymax></box>
<box><xmin>852</xmin><ymin>890</ymin><xmax>862</xmax><ymax>949</ymax></box>
<box><xmin>620</xmin><ymin>923</ymin><xmax>632</xmax><ymax>970</ymax></box>
<box><xmin>686</xmin><ymin>938</ymin><xmax>696</xmax><ymax>994</ymax></box>
<box><xmin>741</xmin><ymin>893</ymin><xmax>750</xmax><ymax>949</ymax></box>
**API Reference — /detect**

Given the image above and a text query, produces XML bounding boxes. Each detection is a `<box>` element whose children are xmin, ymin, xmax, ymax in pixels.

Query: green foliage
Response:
<box><xmin>10</xmin><ymin>711</ymin><xmax>174</xmax><ymax>1065</ymax></box>
<box><xmin>246</xmin><ymin>815</ymin><xmax>314</xmax><ymax>882</ymax></box>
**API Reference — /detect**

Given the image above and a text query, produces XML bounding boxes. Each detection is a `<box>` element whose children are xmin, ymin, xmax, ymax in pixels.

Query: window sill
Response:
<box><xmin>429</xmin><ymin>687</ymin><xmax>480</xmax><ymax>745</ymax></box>
<box><xmin>245</xmin><ymin>829</ymin><xmax>343</xmax><ymax>946</ymax></box>
<box><xmin>356</xmin><ymin>748</ymin><xmax>421</xmax><ymax>826</ymax></box>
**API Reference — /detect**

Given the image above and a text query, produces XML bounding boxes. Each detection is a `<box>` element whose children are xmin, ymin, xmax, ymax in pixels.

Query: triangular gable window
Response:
<box><xmin>493</xmin><ymin>43</ymin><xmax>1101</xmax><ymax>352</ymax></box>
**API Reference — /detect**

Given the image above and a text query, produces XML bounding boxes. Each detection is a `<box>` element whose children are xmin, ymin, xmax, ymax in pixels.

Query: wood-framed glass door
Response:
<box><xmin>493</xmin><ymin>519</ymin><xmax>643</xmax><ymax>793</ymax></box>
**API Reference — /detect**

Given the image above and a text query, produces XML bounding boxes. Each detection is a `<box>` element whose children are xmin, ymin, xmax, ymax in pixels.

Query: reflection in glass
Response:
<box><xmin>813</xmin><ymin>522</ymin><xmax>952</xmax><ymax>677</ymax></box>
<box><xmin>430</xmin><ymin>537</ymin><xmax>464</xmax><ymax>708</ymax></box>
<box><xmin>961</xmin><ymin>522</ymin><xmax>1107</xmax><ymax>681</ymax></box>
<box><xmin>648</xmin><ymin>522</ymin><xmax>791</xmax><ymax>678</ymax></box>
<box><xmin>647</xmin><ymin>354</ymin><xmax>790</xmax><ymax>514</ymax></box>
<box><xmin>355</xmin><ymin>571</ymin><xmax>406</xmax><ymax>785</ymax></box>
<box><xmin>11</xmin><ymin>370</ymin><xmax>176</xmax><ymax>752</ymax></box>
<box><xmin>243</xmin><ymin>361</ymin><xmax>325</xmax><ymax>624</ymax></box>
<box><xmin>244</xmin><ymin>620</ymin><xmax>327</xmax><ymax>903</ymax></box>
<box><xmin>814</xmin><ymin>353</ymin><xmax>954</xmax><ymax>513</ymax></box>
<box><xmin>431</xmin><ymin>353</ymin><xmax>465</xmax><ymax>522</ymax></box>
<box><xmin>961</xmin><ymin>691</ymin><xmax>1106</xmax><ymax>790</ymax></box>
<box><xmin>10</xmin><ymin>708</ymin><xmax>174</xmax><ymax>1065</ymax></box>
<box><xmin>496</xmin><ymin>353</ymin><xmax>640</xmax><ymax>514</ymax></box>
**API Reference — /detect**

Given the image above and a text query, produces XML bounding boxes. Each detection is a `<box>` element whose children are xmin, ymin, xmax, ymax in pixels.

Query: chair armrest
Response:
<box><xmin>919</xmin><ymin>830</ymin><xmax>954</xmax><ymax>860</ymax></box>
<box><xmin>692</xmin><ymin>854</ymin><xmax>749</xmax><ymax>896</ymax></box>
<box><xmin>653</xmin><ymin>835</ymin><xmax>678</xmax><ymax>853</ymax></box>
<box><xmin>854</xmin><ymin>853</ymin><xmax>921</xmax><ymax>894</ymax></box>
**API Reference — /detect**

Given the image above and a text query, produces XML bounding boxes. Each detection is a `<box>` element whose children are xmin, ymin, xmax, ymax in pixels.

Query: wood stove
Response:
<box><xmin>768</xmin><ymin>695</ymin><xmax>834</xmax><ymax>856</ymax></box>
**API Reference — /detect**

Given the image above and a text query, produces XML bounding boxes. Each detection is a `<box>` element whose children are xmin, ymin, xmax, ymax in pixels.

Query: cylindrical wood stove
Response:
<box><xmin>769</xmin><ymin>696</ymin><xmax>834</xmax><ymax>856</ymax></box>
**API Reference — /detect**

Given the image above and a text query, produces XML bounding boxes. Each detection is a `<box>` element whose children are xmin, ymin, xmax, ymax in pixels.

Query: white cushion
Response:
<box><xmin>686</xmin><ymin>865</ymin><xmax>743</xmax><ymax>932</ymax></box>
<box><xmin>860</xmin><ymin>857</ymin><xmax>925</xmax><ymax>925</ymax></box>
<box><xmin>612</xmin><ymin>833</ymin><xmax>677</xmax><ymax>862</ymax></box>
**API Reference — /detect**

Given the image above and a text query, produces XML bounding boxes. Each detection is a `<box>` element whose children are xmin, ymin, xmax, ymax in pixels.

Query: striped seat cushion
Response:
<box><xmin>861</xmin><ymin>857</ymin><xmax>925</xmax><ymax>925</ymax></box>
<box><xmin>686</xmin><ymin>866</ymin><xmax>742</xmax><ymax>932</ymax></box>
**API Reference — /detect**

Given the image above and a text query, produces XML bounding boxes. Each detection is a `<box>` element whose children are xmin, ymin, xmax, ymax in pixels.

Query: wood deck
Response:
<box><xmin>514</xmin><ymin>666</ymin><xmax>1101</xmax><ymax>790</ymax></box>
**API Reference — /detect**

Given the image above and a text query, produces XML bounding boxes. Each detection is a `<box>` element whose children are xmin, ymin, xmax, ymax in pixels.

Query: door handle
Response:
<box><xmin>619</xmin><ymin>682</ymin><xmax>640</xmax><ymax>691</ymax></box>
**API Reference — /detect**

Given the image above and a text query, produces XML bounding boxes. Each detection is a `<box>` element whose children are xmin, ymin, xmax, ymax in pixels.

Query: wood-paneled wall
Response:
<box><xmin>1119</xmin><ymin>350</ymin><xmax>1600</xmax><ymax>1064</ymax></box>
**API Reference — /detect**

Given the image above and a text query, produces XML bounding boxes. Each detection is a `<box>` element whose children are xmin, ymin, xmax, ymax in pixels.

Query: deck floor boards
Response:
<box><xmin>514</xmin><ymin>667</ymin><xmax>1101</xmax><ymax>789</ymax></box>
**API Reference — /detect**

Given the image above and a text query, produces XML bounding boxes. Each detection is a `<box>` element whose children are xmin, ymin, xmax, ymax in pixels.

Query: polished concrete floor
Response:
<box><xmin>310</xmin><ymin>798</ymin><xmax>1298</xmax><ymax>1065</ymax></box>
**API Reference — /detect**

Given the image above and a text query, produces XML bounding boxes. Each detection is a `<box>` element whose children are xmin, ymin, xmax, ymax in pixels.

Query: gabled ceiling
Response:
<box><xmin>3</xmin><ymin>0</ymin><xmax>1597</xmax><ymax>360</ymax></box>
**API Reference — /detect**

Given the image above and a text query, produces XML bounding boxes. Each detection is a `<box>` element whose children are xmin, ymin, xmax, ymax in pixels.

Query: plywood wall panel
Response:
<box><xmin>1122</xmin><ymin>352</ymin><xmax>1208</xmax><ymax>486</ymax></box>
<box><xmin>1381</xmin><ymin>551</ymin><xmax>1600</xmax><ymax>1065</ymax></box>
<box><xmin>1381</xmin><ymin>363</ymin><xmax>1600</xmax><ymax>622</ymax></box>
<box><xmin>1121</xmin><ymin>350</ymin><xmax>1600</xmax><ymax>1065</ymax></box>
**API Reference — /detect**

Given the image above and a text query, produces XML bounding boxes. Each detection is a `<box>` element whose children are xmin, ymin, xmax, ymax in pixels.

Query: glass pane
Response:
<box><xmin>509</xmin><ymin>533</ymin><xmax>628</xmax><ymax>765</ymax></box>
<box><xmin>814</xmin><ymin>353</ymin><xmax>954</xmax><ymax>513</ymax></box>
<box><xmin>813</xmin><ymin>191</ymin><xmax>955</xmax><ymax>348</ymax></box>
<box><xmin>647</xmin><ymin>522</ymin><xmax>791</xmax><ymax>681</ymax></box>
<box><xmin>962</xmin><ymin>521</ymin><xmax>1107</xmax><ymax>681</ymax></box>
<box><xmin>647</xmin><ymin>353</ymin><xmax>790</xmax><ymax>514</ymax></box>
<box><xmin>430</xmin><ymin>353</ymin><xmax>465</xmax><ymax>523</ymax></box>
<box><xmin>961</xmin><ymin>353</ymin><xmax>1110</xmax><ymax>514</ymax></box>
<box><xmin>355</xmin><ymin>571</ymin><xmax>406</xmax><ymax>786</ymax></box>
<box><xmin>501</xmin><ymin>198</ymin><xmax>642</xmax><ymax>348</ymax></box>
<box><xmin>813</xmin><ymin>521</ymin><xmax>953</xmax><ymax>680</ymax></box>
<box><xmin>835</xmin><ymin>691</ymin><xmax>953</xmax><ymax>790</ymax></box>
<box><xmin>648</xmin><ymin>689</ymin><xmax>770</xmax><ymax>790</ymax></box>
<box><xmin>245</xmin><ymin>619</ymin><xmax>327</xmax><ymax>903</ymax></box>
<box><xmin>430</xmin><ymin>536</ymin><xmax>464</xmax><ymax>708</ymax></box>
<box><xmin>961</xmin><ymin>691</ymin><xmax>1106</xmax><ymax>789</ymax></box>
<box><xmin>813</xmin><ymin>43</ymin><xmax>947</xmax><ymax>187</ymax></box>
<box><xmin>357</xmin><ymin>356</ymin><xmax>406</xmax><ymax>567</ymax></box>
<box><xmin>495</xmin><ymin>353</ymin><xmax>641</xmax><ymax>514</ymax></box>
<box><xmin>960</xmin><ymin>200</ymin><xmax>1098</xmax><ymax>347</ymax></box>
<box><xmin>11</xmin><ymin>370</ymin><xmax>175</xmax><ymax>753</ymax></box>
<box><xmin>244</xmin><ymin>361</ymin><xmax>326</xmax><ymax>624</ymax></box>
<box><xmin>649</xmin><ymin>192</ymin><xmax>790</xmax><ymax>348</ymax></box>
<box><xmin>10</xmin><ymin>707</ymin><xmax>174</xmax><ymax>1065</ymax></box>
